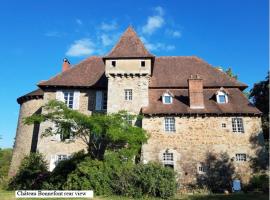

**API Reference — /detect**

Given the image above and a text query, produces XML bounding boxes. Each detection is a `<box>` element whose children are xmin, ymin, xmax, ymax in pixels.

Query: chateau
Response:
<box><xmin>9</xmin><ymin>27</ymin><xmax>263</xmax><ymax>186</ymax></box>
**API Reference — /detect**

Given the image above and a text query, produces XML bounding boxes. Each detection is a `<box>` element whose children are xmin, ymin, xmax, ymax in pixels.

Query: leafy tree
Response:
<box><xmin>249</xmin><ymin>73</ymin><xmax>269</xmax><ymax>140</ymax></box>
<box><xmin>225</xmin><ymin>67</ymin><xmax>238</xmax><ymax>80</ymax></box>
<box><xmin>0</xmin><ymin>148</ymin><xmax>12</xmax><ymax>189</ymax></box>
<box><xmin>24</xmin><ymin>100</ymin><xmax>148</xmax><ymax>160</ymax></box>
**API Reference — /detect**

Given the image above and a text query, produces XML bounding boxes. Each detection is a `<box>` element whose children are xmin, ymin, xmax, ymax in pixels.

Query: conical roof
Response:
<box><xmin>104</xmin><ymin>26</ymin><xmax>154</xmax><ymax>58</ymax></box>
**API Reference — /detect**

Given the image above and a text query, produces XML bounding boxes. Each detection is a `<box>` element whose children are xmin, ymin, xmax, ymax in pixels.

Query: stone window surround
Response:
<box><xmin>124</xmin><ymin>89</ymin><xmax>133</xmax><ymax>101</ymax></box>
<box><xmin>159</xmin><ymin>149</ymin><xmax>179</xmax><ymax>170</ymax></box>
<box><xmin>162</xmin><ymin>92</ymin><xmax>173</xmax><ymax>104</ymax></box>
<box><xmin>197</xmin><ymin>163</ymin><xmax>207</xmax><ymax>174</ymax></box>
<box><xmin>235</xmin><ymin>153</ymin><xmax>247</xmax><ymax>162</ymax></box>
<box><xmin>232</xmin><ymin>117</ymin><xmax>245</xmax><ymax>133</ymax></box>
<box><xmin>164</xmin><ymin>117</ymin><xmax>176</xmax><ymax>132</ymax></box>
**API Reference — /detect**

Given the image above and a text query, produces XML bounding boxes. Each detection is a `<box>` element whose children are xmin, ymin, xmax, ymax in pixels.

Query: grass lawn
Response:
<box><xmin>0</xmin><ymin>190</ymin><xmax>268</xmax><ymax>200</ymax></box>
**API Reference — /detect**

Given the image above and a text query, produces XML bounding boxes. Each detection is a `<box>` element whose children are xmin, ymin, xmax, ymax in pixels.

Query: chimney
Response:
<box><xmin>62</xmin><ymin>58</ymin><xmax>70</xmax><ymax>72</ymax></box>
<box><xmin>188</xmin><ymin>74</ymin><xmax>204</xmax><ymax>109</ymax></box>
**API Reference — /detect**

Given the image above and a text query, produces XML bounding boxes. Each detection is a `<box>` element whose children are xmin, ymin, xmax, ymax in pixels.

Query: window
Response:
<box><xmin>124</xmin><ymin>89</ymin><xmax>132</xmax><ymax>101</ymax></box>
<box><xmin>216</xmin><ymin>90</ymin><xmax>228</xmax><ymax>104</ymax></box>
<box><xmin>141</xmin><ymin>61</ymin><xmax>145</xmax><ymax>67</ymax></box>
<box><xmin>112</xmin><ymin>61</ymin><xmax>116</xmax><ymax>67</ymax></box>
<box><xmin>162</xmin><ymin>93</ymin><xmax>173</xmax><ymax>104</ymax></box>
<box><xmin>198</xmin><ymin>163</ymin><xmax>207</xmax><ymax>174</ymax></box>
<box><xmin>222</xmin><ymin>123</ymin><xmax>226</xmax><ymax>128</ymax></box>
<box><xmin>235</xmin><ymin>154</ymin><xmax>247</xmax><ymax>162</ymax></box>
<box><xmin>163</xmin><ymin>151</ymin><xmax>174</xmax><ymax>168</ymax></box>
<box><xmin>64</xmin><ymin>91</ymin><xmax>74</xmax><ymax>108</ymax></box>
<box><xmin>60</xmin><ymin>131</ymin><xmax>72</xmax><ymax>141</ymax></box>
<box><xmin>55</xmin><ymin>154</ymin><xmax>70</xmax><ymax>165</ymax></box>
<box><xmin>164</xmin><ymin>117</ymin><xmax>175</xmax><ymax>132</ymax></box>
<box><xmin>95</xmin><ymin>91</ymin><xmax>107</xmax><ymax>111</ymax></box>
<box><xmin>102</xmin><ymin>91</ymin><xmax>107</xmax><ymax>110</ymax></box>
<box><xmin>232</xmin><ymin>118</ymin><xmax>244</xmax><ymax>133</ymax></box>
<box><xmin>218</xmin><ymin>95</ymin><xmax>226</xmax><ymax>103</ymax></box>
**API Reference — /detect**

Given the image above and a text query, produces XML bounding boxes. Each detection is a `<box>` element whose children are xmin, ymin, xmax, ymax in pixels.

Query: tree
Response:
<box><xmin>225</xmin><ymin>67</ymin><xmax>238</xmax><ymax>80</ymax></box>
<box><xmin>24</xmin><ymin>100</ymin><xmax>148</xmax><ymax>160</ymax></box>
<box><xmin>249</xmin><ymin>73</ymin><xmax>269</xmax><ymax>140</ymax></box>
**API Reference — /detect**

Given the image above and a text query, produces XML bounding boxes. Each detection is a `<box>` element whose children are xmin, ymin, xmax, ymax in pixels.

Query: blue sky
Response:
<box><xmin>0</xmin><ymin>0</ymin><xmax>268</xmax><ymax>148</ymax></box>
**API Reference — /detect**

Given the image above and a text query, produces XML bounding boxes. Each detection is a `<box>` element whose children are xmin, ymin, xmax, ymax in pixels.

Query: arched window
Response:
<box><xmin>216</xmin><ymin>88</ymin><xmax>229</xmax><ymax>104</ymax></box>
<box><xmin>162</xmin><ymin>92</ymin><xmax>173</xmax><ymax>104</ymax></box>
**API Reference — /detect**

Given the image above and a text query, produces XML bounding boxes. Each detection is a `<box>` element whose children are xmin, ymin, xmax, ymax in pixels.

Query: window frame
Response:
<box><xmin>235</xmin><ymin>153</ymin><xmax>247</xmax><ymax>162</ymax></box>
<box><xmin>102</xmin><ymin>91</ymin><xmax>107</xmax><ymax>110</ymax></box>
<box><xmin>141</xmin><ymin>60</ymin><xmax>145</xmax><ymax>67</ymax></box>
<box><xmin>124</xmin><ymin>89</ymin><xmax>133</xmax><ymax>101</ymax></box>
<box><xmin>163</xmin><ymin>151</ymin><xmax>174</xmax><ymax>169</ymax></box>
<box><xmin>232</xmin><ymin>117</ymin><xmax>244</xmax><ymax>133</ymax></box>
<box><xmin>111</xmin><ymin>60</ymin><xmax>116</xmax><ymax>67</ymax></box>
<box><xmin>197</xmin><ymin>163</ymin><xmax>207</xmax><ymax>174</ymax></box>
<box><xmin>162</xmin><ymin>93</ymin><xmax>173</xmax><ymax>104</ymax></box>
<box><xmin>216</xmin><ymin>91</ymin><xmax>228</xmax><ymax>104</ymax></box>
<box><xmin>164</xmin><ymin>117</ymin><xmax>176</xmax><ymax>132</ymax></box>
<box><xmin>63</xmin><ymin>91</ymin><xmax>74</xmax><ymax>109</ymax></box>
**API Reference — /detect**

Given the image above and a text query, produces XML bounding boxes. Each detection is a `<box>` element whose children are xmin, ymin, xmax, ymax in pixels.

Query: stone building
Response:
<box><xmin>9</xmin><ymin>27</ymin><xmax>263</xmax><ymax>186</ymax></box>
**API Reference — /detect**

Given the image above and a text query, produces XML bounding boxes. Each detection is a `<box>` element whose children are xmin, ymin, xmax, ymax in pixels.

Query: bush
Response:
<box><xmin>43</xmin><ymin>150</ymin><xmax>86</xmax><ymax>189</ymax></box>
<box><xmin>244</xmin><ymin>173</ymin><xmax>269</xmax><ymax>193</ymax></box>
<box><xmin>0</xmin><ymin>148</ymin><xmax>12</xmax><ymax>189</ymax></box>
<box><xmin>8</xmin><ymin>152</ymin><xmax>49</xmax><ymax>190</ymax></box>
<box><xmin>64</xmin><ymin>158</ymin><xmax>112</xmax><ymax>195</ymax></box>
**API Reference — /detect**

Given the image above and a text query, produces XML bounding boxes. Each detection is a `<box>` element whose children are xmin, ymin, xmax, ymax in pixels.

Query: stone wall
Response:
<box><xmin>107</xmin><ymin>75</ymin><xmax>149</xmax><ymax>114</ymax></box>
<box><xmin>8</xmin><ymin>98</ymin><xmax>43</xmax><ymax>176</ymax></box>
<box><xmin>141</xmin><ymin>116</ymin><xmax>263</xmax><ymax>185</ymax></box>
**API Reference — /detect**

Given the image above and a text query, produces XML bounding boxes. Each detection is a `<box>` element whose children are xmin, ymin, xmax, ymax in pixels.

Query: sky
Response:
<box><xmin>0</xmin><ymin>0</ymin><xmax>268</xmax><ymax>148</ymax></box>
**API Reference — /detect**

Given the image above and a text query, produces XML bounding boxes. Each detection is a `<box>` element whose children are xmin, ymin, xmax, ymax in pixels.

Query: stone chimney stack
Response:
<box><xmin>62</xmin><ymin>58</ymin><xmax>70</xmax><ymax>72</ymax></box>
<box><xmin>188</xmin><ymin>74</ymin><xmax>204</xmax><ymax>109</ymax></box>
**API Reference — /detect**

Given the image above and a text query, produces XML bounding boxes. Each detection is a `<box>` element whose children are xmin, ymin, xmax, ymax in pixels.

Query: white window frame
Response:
<box><xmin>235</xmin><ymin>153</ymin><xmax>247</xmax><ymax>162</ymax></box>
<box><xmin>216</xmin><ymin>91</ymin><xmax>228</xmax><ymax>104</ymax></box>
<box><xmin>197</xmin><ymin>163</ymin><xmax>207</xmax><ymax>174</ymax></box>
<box><xmin>63</xmin><ymin>91</ymin><xmax>74</xmax><ymax>108</ymax></box>
<box><xmin>163</xmin><ymin>151</ymin><xmax>174</xmax><ymax>168</ymax></box>
<box><xmin>124</xmin><ymin>89</ymin><xmax>132</xmax><ymax>101</ymax></box>
<box><xmin>164</xmin><ymin>117</ymin><xmax>176</xmax><ymax>132</ymax></box>
<box><xmin>162</xmin><ymin>93</ymin><xmax>173</xmax><ymax>104</ymax></box>
<box><xmin>232</xmin><ymin>117</ymin><xmax>244</xmax><ymax>133</ymax></box>
<box><xmin>56</xmin><ymin>90</ymin><xmax>80</xmax><ymax>110</ymax></box>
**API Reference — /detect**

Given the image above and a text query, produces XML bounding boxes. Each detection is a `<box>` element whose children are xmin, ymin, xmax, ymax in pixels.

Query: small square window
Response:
<box><xmin>112</xmin><ymin>61</ymin><xmax>116</xmax><ymax>67</ymax></box>
<box><xmin>141</xmin><ymin>61</ymin><xmax>145</xmax><ymax>67</ymax></box>
<box><xmin>222</xmin><ymin>123</ymin><xmax>226</xmax><ymax>128</ymax></box>
<box><xmin>164</xmin><ymin>117</ymin><xmax>175</xmax><ymax>132</ymax></box>
<box><xmin>164</xmin><ymin>96</ymin><xmax>172</xmax><ymax>104</ymax></box>
<box><xmin>198</xmin><ymin>163</ymin><xmax>207</xmax><ymax>174</ymax></box>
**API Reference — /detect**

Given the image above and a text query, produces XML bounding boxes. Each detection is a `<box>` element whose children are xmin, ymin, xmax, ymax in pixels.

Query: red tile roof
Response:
<box><xmin>103</xmin><ymin>26</ymin><xmax>154</xmax><ymax>58</ymax></box>
<box><xmin>142</xmin><ymin>88</ymin><xmax>261</xmax><ymax>115</ymax></box>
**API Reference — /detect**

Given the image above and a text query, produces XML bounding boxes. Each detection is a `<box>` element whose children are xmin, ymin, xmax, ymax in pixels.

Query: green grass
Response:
<box><xmin>0</xmin><ymin>190</ymin><xmax>268</xmax><ymax>200</ymax></box>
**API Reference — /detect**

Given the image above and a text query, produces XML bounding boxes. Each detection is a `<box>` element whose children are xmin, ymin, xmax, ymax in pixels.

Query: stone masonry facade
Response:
<box><xmin>9</xmin><ymin>27</ymin><xmax>263</xmax><ymax>187</ymax></box>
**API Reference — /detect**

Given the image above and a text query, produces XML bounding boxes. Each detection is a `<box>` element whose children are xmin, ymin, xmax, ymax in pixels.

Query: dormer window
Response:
<box><xmin>111</xmin><ymin>61</ymin><xmax>116</xmax><ymax>67</ymax></box>
<box><xmin>162</xmin><ymin>92</ymin><xmax>173</xmax><ymax>104</ymax></box>
<box><xmin>216</xmin><ymin>88</ymin><xmax>229</xmax><ymax>104</ymax></box>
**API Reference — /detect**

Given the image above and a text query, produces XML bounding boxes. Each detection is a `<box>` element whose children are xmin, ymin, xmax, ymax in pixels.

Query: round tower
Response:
<box><xmin>8</xmin><ymin>89</ymin><xmax>43</xmax><ymax>177</ymax></box>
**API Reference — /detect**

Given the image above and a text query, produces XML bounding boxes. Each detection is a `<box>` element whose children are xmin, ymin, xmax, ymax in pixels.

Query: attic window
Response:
<box><xmin>141</xmin><ymin>61</ymin><xmax>145</xmax><ymax>67</ymax></box>
<box><xmin>162</xmin><ymin>93</ymin><xmax>173</xmax><ymax>104</ymax></box>
<box><xmin>111</xmin><ymin>61</ymin><xmax>116</xmax><ymax>67</ymax></box>
<box><xmin>216</xmin><ymin>90</ymin><xmax>228</xmax><ymax>104</ymax></box>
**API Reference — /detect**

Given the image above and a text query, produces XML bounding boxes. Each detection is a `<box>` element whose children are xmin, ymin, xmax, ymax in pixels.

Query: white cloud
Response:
<box><xmin>154</xmin><ymin>6</ymin><xmax>164</xmax><ymax>16</ymax></box>
<box><xmin>66</xmin><ymin>38</ymin><xmax>95</xmax><ymax>57</ymax></box>
<box><xmin>76</xmin><ymin>18</ymin><xmax>83</xmax><ymax>25</ymax></box>
<box><xmin>100</xmin><ymin>34</ymin><xmax>114</xmax><ymax>46</ymax></box>
<box><xmin>140</xmin><ymin>37</ymin><xmax>175</xmax><ymax>52</ymax></box>
<box><xmin>100</xmin><ymin>21</ymin><xmax>118</xmax><ymax>31</ymax></box>
<box><xmin>166</xmin><ymin>29</ymin><xmax>182</xmax><ymax>38</ymax></box>
<box><xmin>142</xmin><ymin>6</ymin><xmax>165</xmax><ymax>35</ymax></box>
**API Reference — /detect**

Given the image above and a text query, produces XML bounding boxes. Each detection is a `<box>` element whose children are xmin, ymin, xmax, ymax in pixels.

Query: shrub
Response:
<box><xmin>64</xmin><ymin>158</ymin><xmax>112</xmax><ymax>195</ymax></box>
<box><xmin>43</xmin><ymin>150</ymin><xmax>86</xmax><ymax>189</ymax></box>
<box><xmin>244</xmin><ymin>173</ymin><xmax>269</xmax><ymax>193</ymax></box>
<box><xmin>8</xmin><ymin>152</ymin><xmax>49</xmax><ymax>190</ymax></box>
<box><xmin>0</xmin><ymin>148</ymin><xmax>12</xmax><ymax>189</ymax></box>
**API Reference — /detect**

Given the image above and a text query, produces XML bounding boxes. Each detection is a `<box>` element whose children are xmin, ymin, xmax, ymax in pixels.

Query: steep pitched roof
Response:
<box><xmin>38</xmin><ymin>56</ymin><xmax>246</xmax><ymax>89</ymax></box>
<box><xmin>38</xmin><ymin>56</ymin><xmax>107</xmax><ymax>88</ymax></box>
<box><xmin>104</xmin><ymin>26</ymin><xmax>154</xmax><ymax>58</ymax></box>
<box><xmin>17</xmin><ymin>89</ymin><xmax>44</xmax><ymax>104</ymax></box>
<box><xmin>149</xmin><ymin>57</ymin><xmax>247</xmax><ymax>89</ymax></box>
<box><xmin>142</xmin><ymin>88</ymin><xmax>261</xmax><ymax>115</ymax></box>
